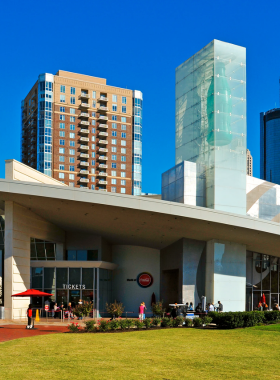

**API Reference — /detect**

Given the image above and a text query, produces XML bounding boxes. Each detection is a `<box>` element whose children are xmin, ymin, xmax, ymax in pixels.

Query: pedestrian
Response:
<box><xmin>27</xmin><ymin>304</ymin><xmax>32</xmax><ymax>329</ymax></box>
<box><xmin>142</xmin><ymin>302</ymin><xmax>147</xmax><ymax>320</ymax></box>
<box><xmin>208</xmin><ymin>303</ymin><xmax>214</xmax><ymax>312</ymax></box>
<box><xmin>53</xmin><ymin>302</ymin><xmax>58</xmax><ymax>318</ymax></box>
<box><xmin>218</xmin><ymin>301</ymin><xmax>223</xmax><ymax>312</ymax></box>
<box><xmin>78</xmin><ymin>299</ymin><xmax>83</xmax><ymax>305</ymax></box>
<box><xmin>171</xmin><ymin>306</ymin><xmax>178</xmax><ymax>319</ymax></box>
<box><xmin>139</xmin><ymin>302</ymin><xmax>145</xmax><ymax>321</ymax></box>
<box><xmin>189</xmin><ymin>302</ymin><xmax>194</xmax><ymax>311</ymax></box>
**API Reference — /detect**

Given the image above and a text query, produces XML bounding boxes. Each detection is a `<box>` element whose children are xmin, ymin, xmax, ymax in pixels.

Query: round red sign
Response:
<box><xmin>45</xmin><ymin>305</ymin><xmax>49</xmax><ymax>311</ymax></box>
<box><xmin>137</xmin><ymin>272</ymin><xmax>153</xmax><ymax>288</ymax></box>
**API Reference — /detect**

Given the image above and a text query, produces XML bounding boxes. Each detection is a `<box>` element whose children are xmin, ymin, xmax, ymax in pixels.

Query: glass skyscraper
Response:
<box><xmin>260</xmin><ymin>109</ymin><xmax>280</xmax><ymax>185</ymax></box>
<box><xmin>175</xmin><ymin>40</ymin><xmax>247</xmax><ymax>214</ymax></box>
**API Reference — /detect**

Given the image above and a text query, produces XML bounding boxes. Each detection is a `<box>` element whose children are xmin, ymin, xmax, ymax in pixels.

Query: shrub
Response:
<box><xmin>98</xmin><ymin>319</ymin><xmax>110</xmax><ymax>332</ymax></box>
<box><xmin>143</xmin><ymin>318</ymin><xmax>152</xmax><ymax>329</ymax></box>
<box><xmin>161</xmin><ymin>317</ymin><xmax>172</xmax><ymax>327</ymax></box>
<box><xmin>152</xmin><ymin>301</ymin><xmax>165</xmax><ymax>317</ymax></box>
<box><xmin>73</xmin><ymin>302</ymin><xmax>92</xmax><ymax>319</ymax></box>
<box><xmin>126</xmin><ymin>319</ymin><xmax>135</xmax><ymax>329</ymax></box>
<box><xmin>84</xmin><ymin>320</ymin><xmax>96</xmax><ymax>332</ymax></box>
<box><xmin>68</xmin><ymin>322</ymin><xmax>81</xmax><ymax>333</ymax></box>
<box><xmin>152</xmin><ymin>317</ymin><xmax>161</xmax><ymax>326</ymax></box>
<box><xmin>193</xmin><ymin>317</ymin><xmax>203</xmax><ymax>327</ymax></box>
<box><xmin>264</xmin><ymin>310</ymin><xmax>280</xmax><ymax>322</ymax></box>
<box><xmin>185</xmin><ymin>318</ymin><xmax>193</xmax><ymax>327</ymax></box>
<box><xmin>119</xmin><ymin>318</ymin><xmax>128</xmax><ymax>330</ymax></box>
<box><xmin>106</xmin><ymin>301</ymin><xmax>124</xmax><ymax>318</ymax></box>
<box><xmin>134</xmin><ymin>319</ymin><xmax>144</xmax><ymax>329</ymax></box>
<box><xmin>172</xmin><ymin>316</ymin><xmax>184</xmax><ymax>327</ymax></box>
<box><xmin>202</xmin><ymin>316</ymin><xmax>212</xmax><ymax>326</ymax></box>
<box><xmin>109</xmin><ymin>319</ymin><xmax>119</xmax><ymax>330</ymax></box>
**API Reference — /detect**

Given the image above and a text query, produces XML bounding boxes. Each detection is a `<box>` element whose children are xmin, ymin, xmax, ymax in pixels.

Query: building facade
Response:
<box><xmin>260</xmin><ymin>108</ymin><xmax>280</xmax><ymax>185</ymax></box>
<box><xmin>21</xmin><ymin>71</ymin><xmax>142</xmax><ymax>195</ymax></box>
<box><xmin>247</xmin><ymin>149</ymin><xmax>253</xmax><ymax>176</ymax></box>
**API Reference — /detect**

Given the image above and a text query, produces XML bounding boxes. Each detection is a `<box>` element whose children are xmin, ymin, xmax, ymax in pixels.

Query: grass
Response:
<box><xmin>1</xmin><ymin>326</ymin><xmax>280</xmax><ymax>379</ymax></box>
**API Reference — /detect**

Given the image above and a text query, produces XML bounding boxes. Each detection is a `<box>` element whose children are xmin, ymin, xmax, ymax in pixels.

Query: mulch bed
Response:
<box><xmin>0</xmin><ymin>325</ymin><xmax>68</xmax><ymax>343</ymax></box>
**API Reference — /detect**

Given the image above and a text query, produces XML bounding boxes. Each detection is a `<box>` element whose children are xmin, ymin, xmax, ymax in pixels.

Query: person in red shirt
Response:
<box><xmin>27</xmin><ymin>304</ymin><xmax>33</xmax><ymax>329</ymax></box>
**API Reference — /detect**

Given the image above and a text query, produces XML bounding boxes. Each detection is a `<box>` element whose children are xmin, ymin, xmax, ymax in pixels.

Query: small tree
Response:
<box><xmin>106</xmin><ymin>301</ymin><xmax>124</xmax><ymax>318</ymax></box>
<box><xmin>152</xmin><ymin>300</ymin><xmax>165</xmax><ymax>317</ymax></box>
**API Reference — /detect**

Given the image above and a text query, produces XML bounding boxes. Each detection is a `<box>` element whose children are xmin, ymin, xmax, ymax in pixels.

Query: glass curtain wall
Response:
<box><xmin>132</xmin><ymin>91</ymin><xmax>143</xmax><ymax>195</ymax></box>
<box><xmin>99</xmin><ymin>268</ymin><xmax>112</xmax><ymax>316</ymax></box>
<box><xmin>0</xmin><ymin>215</ymin><xmax>4</xmax><ymax>306</ymax></box>
<box><xmin>246</xmin><ymin>251</ymin><xmax>280</xmax><ymax>311</ymax></box>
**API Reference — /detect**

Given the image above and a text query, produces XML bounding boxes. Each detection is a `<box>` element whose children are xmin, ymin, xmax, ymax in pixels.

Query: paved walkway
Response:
<box><xmin>0</xmin><ymin>324</ymin><xmax>68</xmax><ymax>343</ymax></box>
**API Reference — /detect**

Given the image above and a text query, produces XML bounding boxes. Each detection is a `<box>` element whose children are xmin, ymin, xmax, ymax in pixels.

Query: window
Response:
<box><xmin>121</xmin><ymin>164</ymin><xmax>126</xmax><ymax>170</ymax></box>
<box><xmin>60</xmin><ymin>107</ymin><xmax>65</xmax><ymax>112</ymax></box>
<box><xmin>71</xmin><ymin>87</ymin><xmax>75</xmax><ymax>95</ymax></box>
<box><xmin>60</xmin><ymin>95</ymin><xmax>65</xmax><ymax>103</ymax></box>
<box><xmin>91</xmin><ymin>177</ymin><xmax>95</xmax><ymax>182</ymax></box>
<box><xmin>69</xmin><ymin>174</ymin><xmax>75</xmax><ymax>180</ymax></box>
<box><xmin>112</xmin><ymin>131</ymin><xmax>117</xmax><ymax>137</ymax></box>
<box><xmin>92</xmin><ymin>120</ymin><xmax>96</xmax><ymax>125</ymax></box>
<box><xmin>112</xmin><ymin>163</ymin><xmax>117</xmax><ymax>169</ymax></box>
<box><xmin>70</xmin><ymin>116</ymin><xmax>75</xmax><ymax>122</ymax></box>
<box><xmin>59</xmin><ymin>156</ymin><xmax>65</xmax><ymax>162</ymax></box>
<box><xmin>59</xmin><ymin>115</ymin><xmax>65</xmax><ymax>121</ymax></box>
<box><xmin>92</xmin><ymin>136</ymin><xmax>95</xmax><ymax>142</ymax></box>
<box><xmin>60</xmin><ymin>85</ymin><xmax>65</xmax><ymax>93</ymax></box>
<box><xmin>92</xmin><ymin>112</ymin><xmax>96</xmax><ymax>117</ymax></box>
<box><xmin>121</xmin><ymin>180</ymin><xmax>126</xmax><ymax>186</ymax></box>
<box><xmin>59</xmin><ymin>140</ymin><xmax>65</xmax><ymax>145</ymax></box>
<box><xmin>91</xmin><ymin>185</ymin><xmax>95</xmax><ymax>190</ymax></box>
<box><xmin>112</xmin><ymin>104</ymin><xmax>117</xmax><ymax>112</ymax></box>
<box><xmin>121</xmin><ymin>188</ymin><xmax>126</xmax><ymax>194</ymax></box>
<box><xmin>112</xmin><ymin>147</ymin><xmax>117</xmax><ymax>152</ymax></box>
<box><xmin>59</xmin><ymin>165</ymin><xmax>64</xmax><ymax>170</ymax></box>
<box><xmin>70</xmin><ymin>141</ymin><xmax>75</xmax><ymax>147</ymax></box>
<box><xmin>70</xmin><ymin>108</ymin><xmax>75</xmax><ymax>114</ymax></box>
<box><xmin>70</xmin><ymin>133</ymin><xmax>75</xmax><ymax>138</ymax></box>
<box><xmin>121</xmin><ymin>140</ymin><xmax>126</xmax><ymax>146</ymax></box>
<box><xmin>121</xmin><ymin>156</ymin><xmax>126</xmax><ymax>162</ymax></box>
<box><xmin>59</xmin><ymin>123</ymin><xmax>65</xmax><ymax>129</ymax></box>
<box><xmin>59</xmin><ymin>131</ymin><xmax>65</xmax><ymax>137</ymax></box>
<box><xmin>70</xmin><ymin>124</ymin><xmax>75</xmax><ymax>130</ymax></box>
<box><xmin>69</xmin><ymin>157</ymin><xmax>75</xmax><ymax>163</ymax></box>
<box><xmin>111</xmin><ymin>179</ymin><xmax>117</xmax><ymax>185</ymax></box>
<box><xmin>69</xmin><ymin>149</ymin><xmax>75</xmax><ymax>155</ymax></box>
<box><xmin>70</xmin><ymin>97</ymin><xmax>75</xmax><ymax>105</ymax></box>
<box><xmin>121</xmin><ymin>117</ymin><xmax>126</xmax><ymax>122</ymax></box>
<box><xmin>111</xmin><ymin>187</ymin><xmax>116</xmax><ymax>193</ymax></box>
<box><xmin>91</xmin><ymin>160</ymin><xmax>95</xmax><ymax>165</ymax></box>
<box><xmin>91</xmin><ymin>144</ymin><xmax>95</xmax><ymax>149</ymax></box>
<box><xmin>111</xmin><ymin>170</ymin><xmax>116</xmax><ymax>176</ymax></box>
<box><xmin>121</xmin><ymin>125</ymin><xmax>126</xmax><ymax>130</ymax></box>
<box><xmin>69</xmin><ymin>182</ymin><xmax>74</xmax><ymax>187</ymax></box>
<box><xmin>112</xmin><ymin>139</ymin><xmax>117</xmax><ymax>145</ymax></box>
<box><xmin>121</xmin><ymin>148</ymin><xmax>126</xmax><ymax>154</ymax></box>
<box><xmin>112</xmin><ymin>115</ymin><xmax>117</xmax><ymax>121</ymax></box>
<box><xmin>112</xmin><ymin>95</ymin><xmax>117</xmax><ymax>102</ymax></box>
<box><xmin>121</xmin><ymin>133</ymin><xmax>126</xmax><ymax>138</ymax></box>
<box><xmin>121</xmin><ymin>172</ymin><xmax>126</xmax><ymax>177</ymax></box>
<box><xmin>92</xmin><ymin>91</ymin><xmax>96</xmax><ymax>99</ymax></box>
<box><xmin>92</xmin><ymin>101</ymin><xmax>96</xmax><ymax>108</ymax></box>
<box><xmin>112</xmin><ymin>123</ymin><xmax>117</xmax><ymax>129</ymax></box>
<box><xmin>91</xmin><ymin>168</ymin><xmax>95</xmax><ymax>174</ymax></box>
<box><xmin>122</xmin><ymin>96</ymin><xmax>127</xmax><ymax>104</ymax></box>
<box><xmin>112</xmin><ymin>155</ymin><xmax>117</xmax><ymax>161</ymax></box>
<box><xmin>122</xmin><ymin>106</ymin><xmax>126</xmax><ymax>113</ymax></box>
<box><xmin>69</xmin><ymin>166</ymin><xmax>75</xmax><ymax>171</ymax></box>
<box><xmin>92</xmin><ymin>128</ymin><xmax>96</xmax><ymax>133</ymax></box>
<box><xmin>92</xmin><ymin>152</ymin><xmax>95</xmax><ymax>158</ymax></box>
<box><xmin>59</xmin><ymin>173</ymin><xmax>65</xmax><ymax>179</ymax></box>
<box><xmin>59</xmin><ymin>148</ymin><xmax>65</xmax><ymax>154</ymax></box>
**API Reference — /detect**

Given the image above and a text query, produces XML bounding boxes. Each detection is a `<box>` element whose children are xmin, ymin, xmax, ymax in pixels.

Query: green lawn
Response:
<box><xmin>1</xmin><ymin>326</ymin><xmax>280</xmax><ymax>379</ymax></box>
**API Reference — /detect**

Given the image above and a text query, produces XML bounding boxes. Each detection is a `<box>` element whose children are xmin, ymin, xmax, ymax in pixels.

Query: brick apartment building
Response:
<box><xmin>21</xmin><ymin>71</ymin><xmax>142</xmax><ymax>195</ymax></box>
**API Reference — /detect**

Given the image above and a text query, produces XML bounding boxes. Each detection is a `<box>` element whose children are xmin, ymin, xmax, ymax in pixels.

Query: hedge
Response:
<box><xmin>208</xmin><ymin>310</ymin><xmax>280</xmax><ymax>329</ymax></box>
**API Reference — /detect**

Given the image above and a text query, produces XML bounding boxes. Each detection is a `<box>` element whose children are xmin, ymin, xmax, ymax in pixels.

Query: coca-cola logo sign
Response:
<box><xmin>137</xmin><ymin>272</ymin><xmax>153</xmax><ymax>288</ymax></box>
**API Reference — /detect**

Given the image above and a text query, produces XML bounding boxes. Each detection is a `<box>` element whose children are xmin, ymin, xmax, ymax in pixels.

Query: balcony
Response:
<box><xmin>79</xmin><ymin>178</ymin><xmax>89</xmax><ymax>183</ymax></box>
<box><xmin>98</xmin><ymin>180</ymin><xmax>108</xmax><ymax>185</ymax></box>
<box><xmin>80</xmin><ymin>120</ymin><xmax>90</xmax><ymax>126</ymax></box>
<box><xmin>98</xmin><ymin>106</ymin><xmax>109</xmax><ymax>112</ymax></box>
<box><xmin>97</xmin><ymin>124</ymin><xmax>108</xmax><ymax>129</ymax></box>
<box><xmin>80</xmin><ymin>161</ymin><xmax>89</xmax><ymax>167</ymax></box>
<box><xmin>79</xmin><ymin>137</ymin><xmax>89</xmax><ymax>142</ymax></box>
<box><xmin>98</xmin><ymin>156</ymin><xmax>108</xmax><ymax>161</ymax></box>
<box><xmin>98</xmin><ymin>131</ymin><xmax>108</xmax><ymax>137</ymax></box>
<box><xmin>79</xmin><ymin>129</ymin><xmax>89</xmax><ymax>134</ymax></box>
<box><xmin>80</xmin><ymin>93</ymin><xmax>90</xmax><ymax>99</ymax></box>
<box><xmin>80</xmin><ymin>170</ymin><xmax>89</xmax><ymax>175</ymax></box>
<box><xmin>79</xmin><ymin>153</ymin><xmax>89</xmax><ymax>159</ymax></box>
<box><xmin>98</xmin><ymin>139</ymin><xmax>108</xmax><ymax>145</ymax></box>
<box><xmin>80</xmin><ymin>145</ymin><xmax>89</xmax><ymax>150</ymax></box>
<box><xmin>98</xmin><ymin>188</ymin><xmax>107</xmax><ymax>192</ymax></box>
<box><xmin>79</xmin><ymin>112</ymin><xmax>89</xmax><ymax>118</ymax></box>
<box><xmin>98</xmin><ymin>115</ymin><xmax>108</xmax><ymax>121</ymax></box>
<box><xmin>97</xmin><ymin>172</ymin><xmax>108</xmax><ymax>177</ymax></box>
<box><xmin>98</xmin><ymin>163</ymin><xmax>108</xmax><ymax>169</ymax></box>
<box><xmin>98</xmin><ymin>147</ymin><xmax>108</xmax><ymax>153</ymax></box>
<box><xmin>98</xmin><ymin>96</ymin><xmax>108</xmax><ymax>102</ymax></box>
<box><xmin>80</xmin><ymin>103</ymin><xmax>90</xmax><ymax>108</ymax></box>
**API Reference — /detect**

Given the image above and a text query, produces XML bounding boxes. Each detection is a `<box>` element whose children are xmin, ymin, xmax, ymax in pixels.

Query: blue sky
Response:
<box><xmin>1</xmin><ymin>0</ymin><xmax>280</xmax><ymax>193</ymax></box>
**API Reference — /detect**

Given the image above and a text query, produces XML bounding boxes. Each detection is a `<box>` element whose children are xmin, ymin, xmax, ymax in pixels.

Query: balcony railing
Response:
<box><xmin>80</xmin><ymin>93</ymin><xmax>90</xmax><ymax>98</ymax></box>
<box><xmin>79</xmin><ymin>129</ymin><xmax>89</xmax><ymax>134</ymax></box>
<box><xmin>79</xmin><ymin>112</ymin><xmax>89</xmax><ymax>118</ymax></box>
<box><xmin>98</xmin><ymin>115</ymin><xmax>108</xmax><ymax>121</ymax></box>
<box><xmin>98</xmin><ymin>147</ymin><xmax>108</xmax><ymax>153</ymax></box>
<box><xmin>80</xmin><ymin>103</ymin><xmax>90</xmax><ymax>108</ymax></box>
<box><xmin>79</xmin><ymin>137</ymin><xmax>89</xmax><ymax>142</ymax></box>
<box><xmin>98</xmin><ymin>156</ymin><xmax>108</xmax><ymax>161</ymax></box>
<box><xmin>79</xmin><ymin>153</ymin><xmax>89</xmax><ymax>158</ymax></box>
<box><xmin>98</xmin><ymin>106</ymin><xmax>109</xmax><ymax>112</ymax></box>
<box><xmin>80</xmin><ymin>145</ymin><xmax>89</xmax><ymax>150</ymax></box>
<box><xmin>98</xmin><ymin>96</ymin><xmax>108</xmax><ymax>102</ymax></box>
<box><xmin>79</xmin><ymin>178</ymin><xmax>89</xmax><ymax>183</ymax></box>
<box><xmin>98</xmin><ymin>140</ymin><xmax>108</xmax><ymax>145</ymax></box>
<box><xmin>97</xmin><ymin>124</ymin><xmax>108</xmax><ymax>129</ymax></box>
<box><xmin>98</xmin><ymin>172</ymin><xmax>108</xmax><ymax>177</ymax></box>
<box><xmin>80</xmin><ymin>170</ymin><xmax>89</xmax><ymax>175</ymax></box>
<box><xmin>98</xmin><ymin>131</ymin><xmax>108</xmax><ymax>137</ymax></box>
<box><xmin>98</xmin><ymin>163</ymin><xmax>108</xmax><ymax>169</ymax></box>
<box><xmin>98</xmin><ymin>180</ymin><xmax>108</xmax><ymax>185</ymax></box>
<box><xmin>80</xmin><ymin>120</ymin><xmax>90</xmax><ymax>126</ymax></box>
<box><xmin>80</xmin><ymin>161</ymin><xmax>89</xmax><ymax>166</ymax></box>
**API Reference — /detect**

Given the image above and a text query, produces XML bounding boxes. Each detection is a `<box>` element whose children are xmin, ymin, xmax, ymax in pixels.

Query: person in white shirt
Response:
<box><xmin>209</xmin><ymin>303</ymin><xmax>214</xmax><ymax>312</ymax></box>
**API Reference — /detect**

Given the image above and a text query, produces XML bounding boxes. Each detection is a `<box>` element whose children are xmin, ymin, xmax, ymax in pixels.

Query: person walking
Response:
<box><xmin>139</xmin><ymin>302</ymin><xmax>145</xmax><ymax>321</ymax></box>
<box><xmin>171</xmin><ymin>306</ymin><xmax>178</xmax><ymax>319</ymax></box>
<box><xmin>27</xmin><ymin>304</ymin><xmax>33</xmax><ymax>329</ymax></box>
<box><xmin>218</xmin><ymin>301</ymin><xmax>223</xmax><ymax>312</ymax></box>
<box><xmin>208</xmin><ymin>303</ymin><xmax>214</xmax><ymax>312</ymax></box>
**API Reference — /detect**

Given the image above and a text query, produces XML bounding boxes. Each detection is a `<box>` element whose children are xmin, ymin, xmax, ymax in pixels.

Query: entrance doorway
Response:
<box><xmin>161</xmin><ymin>269</ymin><xmax>180</xmax><ymax>307</ymax></box>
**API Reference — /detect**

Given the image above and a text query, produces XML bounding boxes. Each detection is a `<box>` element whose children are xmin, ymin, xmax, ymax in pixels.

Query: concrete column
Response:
<box><xmin>205</xmin><ymin>240</ymin><xmax>246</xmax><ymax>312</ymax></box>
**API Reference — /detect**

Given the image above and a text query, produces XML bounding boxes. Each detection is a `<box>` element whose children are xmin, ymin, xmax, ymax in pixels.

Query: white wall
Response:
<box><xmin>112</xmin><ymin>245</ymin><xmax>160</xmax><ymax>317</ymax></box>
